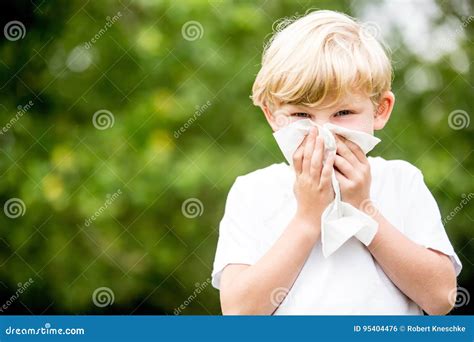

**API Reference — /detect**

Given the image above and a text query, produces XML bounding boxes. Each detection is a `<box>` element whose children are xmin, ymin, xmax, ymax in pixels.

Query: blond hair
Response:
<box><xmin>251</xmin><ymin>10</ymin><xmax>392</xmax><ymax>109</ymax></box>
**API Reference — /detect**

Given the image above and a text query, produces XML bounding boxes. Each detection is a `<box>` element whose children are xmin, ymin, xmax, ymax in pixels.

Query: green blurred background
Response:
<box><xmin>0</xmin><ymin>0</ymin><xmax>472</xmax><ymax>314</ymax></box>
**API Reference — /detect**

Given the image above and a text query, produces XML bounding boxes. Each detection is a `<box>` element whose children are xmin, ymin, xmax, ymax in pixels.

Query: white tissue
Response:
<box><xmin>273</xmin><ymin>119</ymin><xmax>381</xmax><ymax>257</ymax></box>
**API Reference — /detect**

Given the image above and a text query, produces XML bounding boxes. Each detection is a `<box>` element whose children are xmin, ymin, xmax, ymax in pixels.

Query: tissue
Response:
<box><xmin>273</xmin><ymin>119</ymin><xmax>381</xmax><ymax>257</ymax></box>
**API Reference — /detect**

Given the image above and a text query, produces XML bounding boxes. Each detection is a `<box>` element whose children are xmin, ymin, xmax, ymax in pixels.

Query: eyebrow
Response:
<box><xmin>285</xmin><ymin>104</ymin><xmax>314</xmax><ymax>111</ymax></box>
<box><xmin>286</xmin><ymin>103</ymin><xmax>357</xmax><ymax>112</ymax></box>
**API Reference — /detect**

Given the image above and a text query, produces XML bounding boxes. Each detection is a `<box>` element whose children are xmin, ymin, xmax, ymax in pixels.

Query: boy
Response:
<box><xmin>211</xmin><ymin>10</ymin><xmax>462</xmax><ymax>315</ymax></box>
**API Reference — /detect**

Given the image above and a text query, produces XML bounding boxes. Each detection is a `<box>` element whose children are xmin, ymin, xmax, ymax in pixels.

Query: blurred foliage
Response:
<box><xmin>0</xmin><ymin>0</ymin><xmax>472</xmax><ymax>314</ymax></box>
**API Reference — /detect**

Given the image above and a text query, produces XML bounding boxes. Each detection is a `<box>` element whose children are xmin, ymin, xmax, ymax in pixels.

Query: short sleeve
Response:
<box><xmin>403</xmin><ymin>169</ymin><xmax>462</xmax><ymax>276</ymax></box>
<box><xmin>211</xmin><ymin>177</ymin><xmax>260</xmax><ymax>289</ymax></box>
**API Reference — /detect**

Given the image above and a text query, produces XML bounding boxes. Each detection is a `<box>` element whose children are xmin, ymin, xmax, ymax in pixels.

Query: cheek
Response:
<box><xmin>272</xmin><ymin>114</ymin><xmax>299</xmax><ymax>129</ymax></box>
<box><xmin>282</xmin><ymin>116</ymin><xmax>309</xmax><ymax>126</ymax></box>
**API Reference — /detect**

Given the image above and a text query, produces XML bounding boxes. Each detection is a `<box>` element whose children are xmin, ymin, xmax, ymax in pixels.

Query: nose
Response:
<box><xmin>310</xmin><ymin>117</ymin><xmax>329</xmax><ymax>126</ymax></box>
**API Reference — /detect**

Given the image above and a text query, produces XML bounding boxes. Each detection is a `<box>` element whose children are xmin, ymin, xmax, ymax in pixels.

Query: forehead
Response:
<box><xmin>278</xmin><ymin>92</ymin><xmax>371</xmax><ymax>111</ymax></box>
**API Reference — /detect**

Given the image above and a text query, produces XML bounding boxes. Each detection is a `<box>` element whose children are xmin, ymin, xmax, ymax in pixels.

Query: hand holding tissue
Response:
<box><xmin>273</xmin><ymin>119</ymin><xmax>381</xmax><ymax>258</ymax></box>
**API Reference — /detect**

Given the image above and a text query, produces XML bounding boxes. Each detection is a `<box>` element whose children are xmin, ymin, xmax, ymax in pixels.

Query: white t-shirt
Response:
<box><xmin>211</xmin><ymin>156</ymin><xmax>462</xmax><ymax>315</ymax></box>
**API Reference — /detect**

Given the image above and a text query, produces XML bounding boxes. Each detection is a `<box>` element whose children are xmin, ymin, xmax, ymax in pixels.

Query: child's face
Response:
<box><xmin>265</xmin><ymin>91</ymin><xmax>394</xmax><ymax>134</ymax></box>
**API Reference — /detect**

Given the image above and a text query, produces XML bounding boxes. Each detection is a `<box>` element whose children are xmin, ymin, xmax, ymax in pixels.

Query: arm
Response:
<box><xmin>220</xmin><ymin>127</ymin><xmax>335</xmax><ymax>315</ymax></box>
<box><xmin>220</xmin><ymin>215</ymin><xmax>320</xmax><ymax>315</ymax></box>
<box><xmin>365</xmin><ymin>203</ymin><xmax>456</xmax><ymax>315</ymax></box>
<box><xmin>334</xmin><ymin>135</ymin><xmax>457</xmax><ymax>315</ymax></box>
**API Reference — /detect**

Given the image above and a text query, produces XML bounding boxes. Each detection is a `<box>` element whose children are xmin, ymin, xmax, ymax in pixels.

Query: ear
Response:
<box><xmin>261</xmin><ymin>103</ymin><xmax>279</xmax><ymax>132</ymax></box>
<box><xmin>373</xmin><ymin>91</ymin><xmax>395</xmax><ymax>130</ymax></box>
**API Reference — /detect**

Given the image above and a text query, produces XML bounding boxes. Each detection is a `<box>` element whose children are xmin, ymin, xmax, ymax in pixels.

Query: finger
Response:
<box><xmin>334</xmin><ymin>169</ymin><xmax>350</xmax><ymax>188</ymax></box>
<box><xmin>293</xmin><ymin>135</ymin><xmax>307</xmax><ymax>174</ymax></box>
<box><xmin>335</xmin><ymin>135</ymin><xmax>360</xmax><ymax>167</ymax></box>
<box><xmin>319</xmin><ymin>153</ymin><xmax>335</xmax><ymax>186</ymax></box>
<box><xmin>334</xmin><ymin>154</ymin><xmax>355</xmax><ymax>178</ymax></box>
<box><xmin>302</xmin><ymin>127</ymin><xmax>317</xmax><ymax>174</ymax></box>
<box><xmin>309</xmin><ymin>136</ymin><xmax>324</xmax><ymax>181</ymax></box>
<box><xmin>313</xmin><ymin>125</ymin><xmax>319</xmax><ymax>138</ymax></box>
<box><xmin>339</xmin><ymin>136</ymin><xmax>367</xmax><ymax>165</ymax></box>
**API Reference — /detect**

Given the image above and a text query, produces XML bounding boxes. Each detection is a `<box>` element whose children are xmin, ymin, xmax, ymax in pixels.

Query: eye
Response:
<box><xmin>291</xmin><ymin>112</ymin><xmax>311</xmax><ymax>118</ymax></box>
<box><xmin>334</xmin><ymin>110</ymin><xmax>353</xmax><ymax>117</ymax></box>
